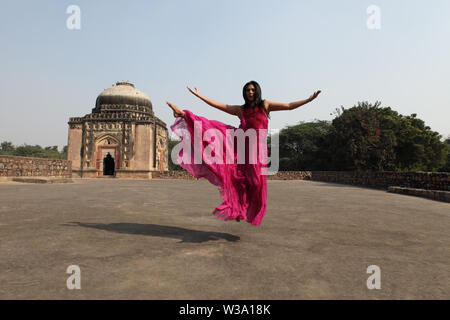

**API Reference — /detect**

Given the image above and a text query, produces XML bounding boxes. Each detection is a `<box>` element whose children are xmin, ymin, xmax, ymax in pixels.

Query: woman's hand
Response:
<box><xmin>166</xmin><ymin>101</ymin><xmax>185</xmax><ymax>118</ymax></box>
<box><xmin>308</xmin><ymin>90</ymin><xmax>321</xmax><ymax>102</ymax></box>
<box><xmin>267</xmin><ymin>90</ymin><xmax>322</xmax><ymax>112</ymax></box>
<box><xmin>187</xmin><ymin>86</ymin><xmax>200</xmax><ymax>97</ymax></box>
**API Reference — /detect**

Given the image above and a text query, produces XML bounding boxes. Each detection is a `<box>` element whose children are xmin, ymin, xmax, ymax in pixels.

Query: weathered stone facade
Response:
<box><xmin>67</xmin><ymin>81</ymin><xmax>169</xmax><ymax>178</ymax></box>
<box><xmin>0</xmin><ymin>155</ymin><xmax>71</xmax><ymax>178</ymax></box>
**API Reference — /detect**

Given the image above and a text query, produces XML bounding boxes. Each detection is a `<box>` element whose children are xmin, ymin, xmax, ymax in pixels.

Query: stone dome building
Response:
<box><xmin>67</xmin><ymin>81</ymin><xmax>169</xmax><ymax>178</ymax></box>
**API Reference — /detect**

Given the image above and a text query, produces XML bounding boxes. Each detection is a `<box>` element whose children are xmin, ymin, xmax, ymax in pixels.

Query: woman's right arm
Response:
<box><xmin>187</xmin><ymin>86</ymin><xmax>241</xmax><ymax>117</ymax></box>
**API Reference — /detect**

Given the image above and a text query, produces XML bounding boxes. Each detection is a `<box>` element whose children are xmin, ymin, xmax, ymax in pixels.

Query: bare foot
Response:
<box><xmin>166</xmin><ymin>101</ymin><xmax>185</xmax><ymax>118</ymax></box>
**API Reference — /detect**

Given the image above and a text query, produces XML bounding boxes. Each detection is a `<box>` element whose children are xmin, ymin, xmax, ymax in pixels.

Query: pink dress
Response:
<box><xmin>170</xmin><ymin>106</ymin><xmax>268</xmax><ymax>226</ymax></box>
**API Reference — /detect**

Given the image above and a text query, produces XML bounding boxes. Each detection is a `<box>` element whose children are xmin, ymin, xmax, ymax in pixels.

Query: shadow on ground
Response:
<box><xmin>63</xmin><ymin>222</ymin><xmax>240</xmax><ymax>243</ymax></box>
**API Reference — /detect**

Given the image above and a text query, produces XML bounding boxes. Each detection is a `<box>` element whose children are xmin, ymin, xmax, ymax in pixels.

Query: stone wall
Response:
<box><xmin>311</xmin><ymin>171</ymin><xmax>449</xmax><ymax>191</ymax></box>
<box><xmin>152</xmin><ymin>169</ymin><xmax>449</xmax><ymax>191</ymax></box>
<box><xmin>388</xmin><ymin>186</ymin><xmax>450</xmax><ymax>202</ymax></box>
<box><xmin>152</xmin><ymin>170</ymin><xmax>313</xmax><ymax>180</ymax></box>
<box><xmin>0</xmin><ymin>155</ymin><xmax>72</xmax><ymax>178</ymax></box>
<box><xmin>152</xmin><ymin>170</ymin><xmax>196</xmax><ymax>179</ymax></box>
<box><xmin>267</xmin><ymin>171</ymin><xmax>312</xmax><ymax>180</ymax></box>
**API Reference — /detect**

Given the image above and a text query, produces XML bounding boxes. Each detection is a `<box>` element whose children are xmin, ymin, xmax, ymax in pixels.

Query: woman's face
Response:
<box><xmin>245</xmin><ymin>84</ymin><xmax>256</xmax><ymax>101</ymax></box>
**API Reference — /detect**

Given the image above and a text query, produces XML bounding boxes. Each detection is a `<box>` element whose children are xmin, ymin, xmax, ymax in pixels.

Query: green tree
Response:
<box><xmin>393</xmin><ymin>114</ymin><xmax>446</xmax><ymax>171</ymax></box>
<box><xmin>276</xmin><ymin>120</ymin><xmax>333</xmax><ymax>171</ymax></box>
<box><xmin>168</xmin><ymin>137</ymin><xmax>182</xmax><ymax>171</ymax></box>
<box><xmin>61</xmin><ymin>145</ymin><xmax>68</xmax><ymax>160</ymax></box>
<box><xmin>439</xmin><ymin>136</ymin><xmax>450</xmax><ymax>172</ymax></box>
<box><xmin>45</xmin><ymin>146</ymin><xmax>58</xmax><ymax>151</ymax></box>
<box><xmin>1</xmin><ymin>141</ymin><xmax>15</xmax><ymax>154</ymax></box>
<box><xmin>11</xmin><ymin>144</ymin><xmax>67</xmax><ymax>159</ymax></box>
<box><xmin>14</xmin><ymin>145</ymin><xmax>46</xmax><ymax>158</ymax></box>
<box><xmin>328</xmin><ymin>102</ymin><xmax>446</xmax><ymax>172</ymax></box>
<box><xmin>328</xmin><ymin>102</ymin><xmax>398</xmax><ymax>171</ymax></box>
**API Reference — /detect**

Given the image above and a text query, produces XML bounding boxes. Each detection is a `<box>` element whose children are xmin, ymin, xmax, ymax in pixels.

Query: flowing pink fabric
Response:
<box><xmin>170</xmin><ymin>107</ymin><xmax>268</xmax><ymax>226</ymax></box>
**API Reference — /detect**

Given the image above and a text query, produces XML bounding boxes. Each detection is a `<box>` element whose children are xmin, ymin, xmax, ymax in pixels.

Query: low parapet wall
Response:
<box><xmin>0</xmin><ymin>155</ymin><xmax>72</xmax><ymax>178</ymax></box>
<box><xmin>153</xmin><ymin>170</ymin><xmax>449</xmax><ymax>191</ymax></box>
<box><xmin>311</xmin><ymin>171</ymin><xmax>449</xmax><ymax>191</ymax></box>
<box><xmin>152</xmin><ymin>170</ymin><xmax>313</xmax><ymax>180</ymax></box>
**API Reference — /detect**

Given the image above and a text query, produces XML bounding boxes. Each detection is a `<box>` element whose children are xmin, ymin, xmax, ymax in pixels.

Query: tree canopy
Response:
<box><xmin>275</xmin><ymin>101</ymin><xmax>448</xmax><ymax>172</ymax></box>
<box><xmin>168</xmin><ymin>137</ymin><xmax>182</xmax><ymax>171</ymax></box>
<box><xmin>0</xmin><ymin>142</ymin><xmax>67</xmax><ymax>160</ymax></box>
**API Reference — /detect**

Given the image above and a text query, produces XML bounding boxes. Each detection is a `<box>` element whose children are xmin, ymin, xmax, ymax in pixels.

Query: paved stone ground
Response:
<box><xmin>0</xmin><ymin>178</ymin><xmax>448</xmax><ymax>299</ymax></box>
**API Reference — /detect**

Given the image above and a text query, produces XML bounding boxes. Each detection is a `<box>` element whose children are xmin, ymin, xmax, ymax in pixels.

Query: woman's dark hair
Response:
<box><xmin>242</xmin><ymin>80</ymin><xmax>269</xmax><ymax>118</ymax></box>
<box><xmin>242</xmin><ymin>80</ymin><xmax>264</xmax><ymax>109</ymax></box>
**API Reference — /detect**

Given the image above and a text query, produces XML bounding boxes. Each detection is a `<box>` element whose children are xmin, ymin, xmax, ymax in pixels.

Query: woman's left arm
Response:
<box><xmin>266</xmin><ymin>90</ymin><xmax>321</xmax><ymax>112</ymax></box>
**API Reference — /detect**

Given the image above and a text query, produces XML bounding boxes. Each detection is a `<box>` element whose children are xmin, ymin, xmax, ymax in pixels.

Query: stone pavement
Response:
<box><xmin>0</xmin><ymin>178</ymin><xmax>448</xmax><ymax>299</ymax></box>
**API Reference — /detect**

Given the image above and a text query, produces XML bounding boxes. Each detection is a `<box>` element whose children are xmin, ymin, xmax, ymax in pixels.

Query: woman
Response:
<box><xmin>167</xmin><ymin>81</ymin><xmax>321</xmax><ymax>226</ymax></box>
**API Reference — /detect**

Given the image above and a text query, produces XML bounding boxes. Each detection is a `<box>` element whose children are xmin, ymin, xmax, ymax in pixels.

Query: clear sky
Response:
<box><xmin>1</xmin><ymin>0</ymin><xmax>449</xmax><ymax>150</ymax></box>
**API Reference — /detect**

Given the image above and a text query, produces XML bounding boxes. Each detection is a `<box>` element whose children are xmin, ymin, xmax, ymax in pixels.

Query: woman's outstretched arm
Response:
<box><xmin>187</xmin><ymin>86</ymin><xmax>241</xmax><ymax>117</ymax></box>
<box><xmin>166</xmin><ymin>101</ymin><xmax>185</xmax><ymax>118</ymax></box>
<box><xmin>266</xmin><ymin>90</ymin><xmax>321</xmax><ymax>113</ymax></box>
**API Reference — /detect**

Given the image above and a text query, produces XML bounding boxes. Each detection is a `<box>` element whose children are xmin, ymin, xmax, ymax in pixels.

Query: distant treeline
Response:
<box><xmin>271</xmin><ymin>101</ymin><xmax>449</xmax><ymax>172</ymax></box>
<box><xmin>169</xmin><ymin>101</ymin><xmax>450</xmax><ymax>172</ymax></box>
<box><xmin>0</xmin><ymin>142</ymin><xmax>67</xmax><ymax>160</ymax></box>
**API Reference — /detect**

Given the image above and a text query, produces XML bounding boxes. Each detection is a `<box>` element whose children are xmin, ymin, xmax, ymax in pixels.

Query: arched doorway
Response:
<box><xmin>95</xmin><ymin>135</ymin><xmax>120</xmax><ymax>177</ymax></box>
<box><xmin>103</xmin><ymin>153</ymin><xmax>115</xmax><ymax>175</ymax></box>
